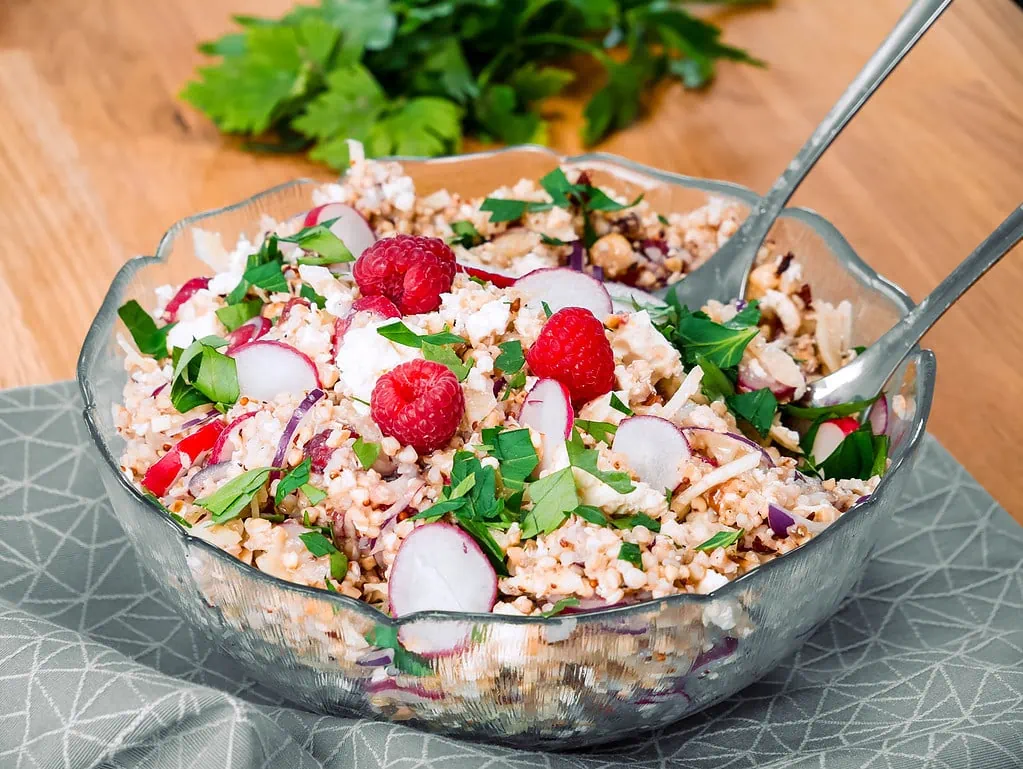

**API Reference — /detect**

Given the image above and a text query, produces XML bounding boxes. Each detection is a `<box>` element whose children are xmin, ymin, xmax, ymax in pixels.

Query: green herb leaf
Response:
<box><xmin>299</xmin><ymin>283</ymin><xmax>327</xmax><ymax>309</ymax></box>
<box><xmin>282</xmin><ymin>219</ymin><xmax>355</xmax><ymax>264</ymax></box>
<box><xmin>455</xmin><ymin>517</ymin><xmax>509</xmax><ymax>576</ymax></box>
<box><xmin>609</xmin><ymin>393</ymin><xmax>633</xmax><ymax>416</ymax></box>
<box><xmin>611</xmin><ymin>513</ymin><xmax>661</xmax><ymax>533</ymax></box>
<box><xmin>365</xmin><ymin>624</ymin><xmax>432</xmax><ymax>677</ymax></box>
<box><xmin>502</xmin><ymin>370</ymin><xmax>527</xmax><ymax>399</ymax></box>
<box><xmin>376</xmin><ymin>321</ymin><xmax>467</xmax><ymax>348</ymax></box>
<box><xmin>486</xmin><ymin>428</ymin><xmax>539</xmax><ymax>491</ymax></box>
<box><xmin>540</xmin><ymin>234</ymin><xmax>571</xmax><ymax>247</ymax></box>
<box><xmin>495</xmin><ymin>340</ymin><xmax>525</xmax><ymax>374</ymax></box>
<box><xmin>118</xmin><ymin>300</ymin><xmax>174</xmax><ymax>358</ymax></box>
<box><xmin>817</xmin><ymin>423</ymin><xmax>889</xmax><ymax>481</ymax></box>
<box><xmin>695</xmin><ymin>354</ymin><xmax>736</xmax><ymax>400</ymax></box>
<box><xmin>352</xmin><ymin>437</ymin><xmax>381</xmax><ymax>470</ymax></box>
<box><xmin>302</xmin><ymin>483</ymin><xmax>327</xmax><ymax>505</ymax></box>
<box><xmin>542</xmin><ymin>597</ymin><xmax>580</xmax><ymax>617</ymax></box>
<box><xmin>574</xmin><ymin>419</ymin><xmax>617</xmax><ymax>445</ymax></box>
<box><xmin>695</xmin><ymin>528</ymin><xmax>744</xmax><ymax>552</ymax></box>
<box><xmin>194</xmin><ymin>346</ymin><xmax>240</xmax><ymax>405</ymax></box>
<box><xmin>243</xmin><ymin>258</ymin><xmax>288</xmax><ymax>294</ymax></box>
<box><xmin>479</xmin><ymin>198</ymin><xmax>552</xmax><ymax>223</ymax></box>
<box><xmin>299</xmin><ymin>529</ymin><xmax>337</xmax><ymax>557</ymax></box>
<box><xmin>676</xmin><ymin>311</ymin><xmax>759</xmax><ymax>369</ymax></box>
<box><xmin>276</xmin><ymin>458</ymin><xmax>311</xmax><ymax>505</ymax></box>
<box><xmin>448</xmin><ymin>220</ymin><xmax>484</xmax><ymax>248</ymax></box>
<box><xmin>330</xmin><ymin>550</ymin><xmax>349</xmax><ymax>580</ymax></box>
<box><xmin>520</xmin><ymin>467</ymin><xmax>578</xmax><ymax>539</ymax></box>
<box><xmin>573</xmin><ymin>504</ymin><xmax>609</xmax><ymax>526</ymax></box>
<box><xmin>422</xmin><ymin>341</ymin><xmax>472</xmax><ymax>381</ymax></box>
<box><xmin>216</xmin><ymin>299</ymin><xmax>263</xmax><ymax>331</ymax></box>
<box><xmin>782</xmin><ymin>397</ymin><xmax>877</xmax><ymax>421</ymax></box>
<box><xmin>725</xmin><ymin>388</ymin><xmax>778</xmax><ymax>438</ymax></box>
<box><xmin>541</xmin><ymin>301</ymin><xmax>553</xmax><ymax>319</ymax></box>
<box><xmin>566</xmin><ymin>430</ymin><xmax>635</xmax><ymax>493</ymax></box>
<box><xmin>410</xmin><ymin>497</ymin><xmax>468</xmax><ymax>521</ymax></box>
<box><xmin>617</xmin><ymin>542</ymin><xmax>643</xmax><ymax>567</ymax></box>
<box><xmin>195</xmin><ymin>467</ymin><xmax>274</xmax><ymax>524</ymax></box>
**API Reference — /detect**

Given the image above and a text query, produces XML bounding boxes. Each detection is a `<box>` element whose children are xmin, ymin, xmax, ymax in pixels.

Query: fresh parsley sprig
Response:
<box><xmin>181</xmin><ymin>1</ymin><xmax>762</xmax><ymax>169</ymax></box>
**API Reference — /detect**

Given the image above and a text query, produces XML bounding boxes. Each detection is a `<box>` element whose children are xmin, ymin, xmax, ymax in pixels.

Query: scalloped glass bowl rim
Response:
<box><xmin>76</xmin><ymin>144</ymin><xmax>934</xmax><ymax>630</ymax></box>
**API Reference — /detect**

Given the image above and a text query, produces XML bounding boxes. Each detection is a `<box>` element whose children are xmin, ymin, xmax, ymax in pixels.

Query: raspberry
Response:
<box><xmin>351</xmin><ymin>295</ymin><xmax>401</xmax><ymax>318</ymax></box>
<box><xmin>353</xmin><ymin>235</ymin><xmax>456</xmax><ymax>315</ymax></box>
<box><xmin>371</xmin><ymin>360</ymin><xmax>465</xmax><ymax>453</ymax></box>
<box><xmin>526</xmin><ymin>307</ymin><xmax>615</xmax><ymax>406</ymax></box>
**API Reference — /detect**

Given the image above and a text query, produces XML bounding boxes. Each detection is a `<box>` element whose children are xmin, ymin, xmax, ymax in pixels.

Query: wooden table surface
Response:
<box><xmin>2</xmin><ymin>0</ymin><xmax>1022</xmax><ymax>522</ymax></box>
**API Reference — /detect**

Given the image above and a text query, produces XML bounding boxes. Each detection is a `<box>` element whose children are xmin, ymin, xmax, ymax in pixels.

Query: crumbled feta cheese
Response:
<box><xmin>335</xmin><ymin>319</ymin><xmax>421</xmax><ymax>405</ymax></box>
<box><xmin>696</xmin><ymin>570</ymin><xmax>730</xmax><ymax>595</ymax></box>
<box><xmin>166</xmin><ymin>312</ymin><xmax>220</xmax><ymax>349</ymax></box>
<box><xmin>610</xmin><ymin>311</ymin><xmax>681</xmax><ymax>384</ymax></box>
<box><xmin>464</xmin><ymin>300</ymin><xmax>511</xmax><ymax>345</ymax></box>
<box><xmin>574</xmin><ymin>470</ymin><xmax>668</xmax><ymax>518</ymax></box>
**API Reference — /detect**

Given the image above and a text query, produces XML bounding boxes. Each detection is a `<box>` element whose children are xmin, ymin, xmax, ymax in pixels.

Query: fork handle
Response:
<box><xmin>730</xmin><ymin>0</ymin><xmax>953</xmax><ymax>286</ymax></box>
<box><xmin>804</xmin><ymin>204</ymin><xmax>1023</xmax><ymax>407</ymax></box>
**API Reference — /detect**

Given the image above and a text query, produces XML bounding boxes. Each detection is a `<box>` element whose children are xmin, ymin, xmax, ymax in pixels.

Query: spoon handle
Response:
<box><xmin>730</xmin><ymin>0</ymin><xmax>952</xmax><ymax>283</ymax></box>
<box><xmin>804</xmin><ymin>204</ymin><xmax>1023</xmax><ymax>407</ymax></box>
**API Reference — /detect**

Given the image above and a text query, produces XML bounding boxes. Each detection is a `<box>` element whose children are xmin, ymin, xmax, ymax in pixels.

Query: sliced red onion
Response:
<box><xmin>151</xmin><ymin>384</ymin><xmax>167</xmax><ymax>398</ymax></box>
<box><xmin>855</xmin><ymin>495</ymin><xmax>870</xmax><ymax>505</ymax></box>
<box><xmin>270</xmin><ymin>388</ymin><xmax>326</xmax><ymax>476</ymax></box>
<box><xmin>768</xmin><ymin>503</ymin><xmax>827</xmax><ymax>536</ymax></box>
<box><xmin>365</xmin><ymin>680</ymin><xmax>442</xmax><ymax>700</ymax></box>
<box><xmin>369</xmin><ymin>480</ymin><xmax>425</xmax><ymax>555</ymax></box>
<box><xmin>492</xmin><ymin>376</ymin><xmax>506</xmax><ymax>397</ymax></box>
<box><xmin>691</xmin><ymin>636</ymin><xmax>738</xmax><ymax>672</ymax></box>
<box><xmin>210</xmin><ymin>412</ymin><xmax>256</xmax><ymax>464</ymax></box>
<box><xmin>568</xmin><ymin>241</ymin><xmax>585</xmax><ymax>271</ymax></box>
<box><xmin>735</xmin><ymin>299</ymin><xmax>747</xmax><ymax>312</ymax></box>
<box><xmin>589</xmin><ymin>265</ymin><xmax>605</xmax><ymax>282</ymax></box>
<box><xmin>188</xmin><ymin>461</ymin><xmax>236</xmax><ymax>498</ymax></box>
<box><xmin>682</xmin><ymin>427</ymin><xmax>774</xmax><ymax>467</ymax></box>
<box><xmin>357</xmin><ymin>648</ymin><xmax>395</xmax><ymax>667</ymax></box>
<box><xmin>167</xmin><ymin>408</ymin><xmax>220</xmax><ymax>437</ymax></box>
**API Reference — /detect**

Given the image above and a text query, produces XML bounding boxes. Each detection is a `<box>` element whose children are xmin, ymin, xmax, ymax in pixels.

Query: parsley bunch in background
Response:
<box><xmin>181</xmin><ymin>0</ymin><xmax>763</xmax><ymax>169</ymax></box>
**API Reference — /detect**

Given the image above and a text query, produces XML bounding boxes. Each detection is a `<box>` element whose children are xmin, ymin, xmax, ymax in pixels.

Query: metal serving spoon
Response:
<box><xmin>802</xmin><ymin>204</ymin><xmax>1023</xmax><ymax>408</ymax></box>
<box><xmin>659</xmin><ymin>0</ymin><xmax>953</xmax><ymax>308</ymax></box>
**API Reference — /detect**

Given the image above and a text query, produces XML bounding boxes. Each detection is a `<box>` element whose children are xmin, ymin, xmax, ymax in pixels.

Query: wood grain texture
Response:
<box><xmin>1</xmin><ymin>0</ymin><xmax>1021</xmax><ymax>521</ymax></box>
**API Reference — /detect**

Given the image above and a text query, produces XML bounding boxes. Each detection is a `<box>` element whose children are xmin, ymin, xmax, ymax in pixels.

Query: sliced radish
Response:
<box><xmin>389</xmin><ymin>522</ymin><xmax>497</xmax><ymax>654</ymax></box>
<box><xmin>163</xmin><ymin>277</ymin><xmax>210</xmax><ymax>322</ymax></box>
<box><xmin>736</xmin><ymin>362</ymin><xmax>794</xmax><ymax>399</ymax></box>
<box><xmin>604</xmin><ymin>282</ymin><xmax>663</xmax><ymax>315</ymax></box>
<box><xmin>867</xmin><ymin>395</ymin><xmax>888</xmax><ymax>435</ymax></box>
<box><xmin>514</xmin><ymin>267</ymin><xmax>613</xmax><ymax>318</ymax></box>
<box><xmin>210</xmin><ymin>412</ymin><xmax>256</xmax><ymax>464</ymax></box>
<box><xmin>225</xmin><ymin>316</ymin><xmax>271</xmax><ymax>354</ymax></box>
<box><xmin>303</xmin><ymin>202</ymin><xmax>376</xmax><ymax>265</ymax></box>
<box><xmin>456</xmin><ymin>262</ymin><xmax>517</xmax><ymax>288</ymax></box>
<box><xmin>279</xmin><ymin>297</ymin><xmax>312</xmax><ymax>324</ymax></box>
<box><xmin>231</xmin><ymin>340</ymin><xmax>321</xmax><ymax>401</ymax></box>
<box><xmin>518</xmin><ymin>379</ymin><xmax>573</xmax><ymax>473</ymax></box>
<box><xmin>142</xmin><ymin>420</ymin><xmax>226</xmax><ymax>497</ymax></box>
<box><xmin>811</xmin><ymin>416</ymin><xmax>859</xmax><ymax>463</ymax></box>
<box><xmin>612</xmin><ymin>416</ymin><xmax>691</xmax><ymax>493</ymax></box>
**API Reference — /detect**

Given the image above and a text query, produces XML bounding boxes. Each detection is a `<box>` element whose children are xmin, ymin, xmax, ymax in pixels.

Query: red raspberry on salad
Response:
<box><xmin>526</xmin><ymin>307</ymin><xmax>616</xmax><ymax>406</ymax></box>
<box><xmin>371</xmin><ymin>359</ymin><xmax>465</xmax><ymax>454</ymax></box>
<box><xmin>353</xmin><ymin>235</ymin><xmax>456</xmax><ymax>315</ymax></box>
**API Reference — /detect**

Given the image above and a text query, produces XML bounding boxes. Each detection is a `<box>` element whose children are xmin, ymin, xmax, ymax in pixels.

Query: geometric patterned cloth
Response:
<box><xmin>1</xmin><ymin>381</ymin><xmax>1021</xmax><ymax>768</ymax></box>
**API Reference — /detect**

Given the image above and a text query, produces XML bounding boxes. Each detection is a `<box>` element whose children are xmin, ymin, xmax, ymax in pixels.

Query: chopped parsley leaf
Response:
<box><xmin>275</xmin><ymin>457</ymin><xmax>311</xmax><ymax>504</ymax></box>
<box><xmin>520</xmin><ymin>466</ymin><xmax>578</xmax><ymax>539</ymax></box>
<box><xmin>495</xmin><ymin>340</ymin><xmax>525</xmax><ymax>374</ymax></box>
<box><xmin>574</xmin><ymin>419</ymin><xmax>617</xmax><ymax>445</ymax></box>
<box><xmin>422</xmin><ymin>341</ymin><xmax>472</xmax><ymax>380</ymax></box>
<box><xmin>195</xmin><ymin>467</ymin><xmax>275</xmax><ymax>524</ymax></box>
<box><xmin>617</xmin><ymin>542</ymin><xmax>643</xmax><ymax>567</ymax></box>
<box><xmin>215</xmin><ymin>299</ymin><xmax>262</xmax><ymax>331</ymax></box>
<box><xmin>609</xmin><ymin>393</ymin><xmax>633</xmax><ymax>416</ymax></box>
<box><xmin>299</xmin><ymin>283</ymin><xmax>326</xmax><ymax>309</ymax></box>
<box><xmin>541</xmin><ymin>301</ymin><xmax>553</xmax><ymax>318</ymax></box>
<box><xmin>542</xmin><ymin>597</ymin><xmax>580</xmax><ymax>617</ymax></box>
<box><xmin>725</xmin><ymin>388</ymin><xmax>778</xmax><ymax>438</ymax></box>
<box><xmin>299</xmin><ymin>530</ymin><xmax>337</xmax><ymax>557</ymax></box>
<box><xmin>281</xmin><ymin>218</ymin><xmax>355</xmax><ymax>265</ymax></box>
<box><xmin>695</xmin><ymin>528</ymin><xmax>744</xmax><ymax>552</ymax></box>
<box><xmin>566</xmin><ymin>429</ymin><xmax>635</xmax><ymax>493</ymax></box>
<box><xmin>482</xmin><ymin>427</ymin><xmax>538</xmax><ymax>491</ymax></box>
<box><xmin>448</xmin><ymin>220</ymin><xmax>484</xmax><ymax>248</ymax></box>
<box><xmin>352</xmin><ymin>437</ymin><xmax>381</xmax><ymax>470</ymax></box>
<box><xmin>376</xmin><ymin>321</ymin><xmax>467</xmax><ymax>348</ymax></box>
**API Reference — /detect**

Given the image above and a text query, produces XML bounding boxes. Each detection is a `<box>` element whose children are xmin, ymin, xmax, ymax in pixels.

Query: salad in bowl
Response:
<box><xmin>82</xmin><ymin>143</ymin><xmax>931</xmax><ymax>746</ymax></box>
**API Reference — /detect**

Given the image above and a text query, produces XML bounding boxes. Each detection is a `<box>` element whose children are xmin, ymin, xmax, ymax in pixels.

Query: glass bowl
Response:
<box><xmin>76</xmin><ymin>146</ymin><xmax>935</xmax><ymax>749</ymax></box>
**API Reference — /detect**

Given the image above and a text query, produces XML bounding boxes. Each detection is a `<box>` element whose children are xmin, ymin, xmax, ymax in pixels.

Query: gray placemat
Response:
<box><xmin>0</xmin><ymin>381</ymin><xmax>1021</xmax><ymax>769</ymax></box>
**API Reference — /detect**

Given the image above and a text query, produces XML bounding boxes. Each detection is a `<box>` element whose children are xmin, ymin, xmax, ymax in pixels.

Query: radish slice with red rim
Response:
<box><xmin>163</xmin><ymin>277</ymin><xmax>210</xmax><ymax>322</ymax></box>
<box><xmin>514</xmin><ymin>267</ymin><xmax>613</xmax><ymax>318</ymax></box>
<box><xmin>456</xmin><ymin>262</ymin><xmax>518</xmax><ymax>288</ymax></box>
<box><xmin>303</xmin><ymin>202</ymin><xmax>376</xmax><ymax>268</ymax></box>
<box><xmin>210</xmin><ymin>412</ymin><xmax>256</xmax><ymax>464</ymax></box>
<box><xmin>231</xmin><ymin>340</ymin><xmax>321</xmax><ymax>401</ymax></box>
<box><xmin>611</xmin><ymin>416</ymin><xmax>690</xmax><ymax>493</ymax></box>
<box><xmin>518</xmin><ymin>378</ymin><xmax>573</xmax><ymax>473</ymax></box>
<box><xmin>225</xmin><ymin>316</ymin><xmax>271</xmax><ymax>354</ymax></box>
<box><xmin>810</xmin><ymin>417</ymin><xmax>859</xmax><ymax>463</ymax></box>
<box><xmin>681</xmin><ymin>427</ymin><xmax>775</xmax><ymax>467</ymax></box>
<box><xmin>389</xmin><ymin>522</ymin><xmax>497</xmax><ymax>655</ymax></box>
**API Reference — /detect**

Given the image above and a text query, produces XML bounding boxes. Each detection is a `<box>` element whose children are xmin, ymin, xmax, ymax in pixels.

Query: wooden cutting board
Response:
<box><xmin>1</xmin><ymin>0</ymin><xmax>1021</xmax><ymax>522</ymax></box>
